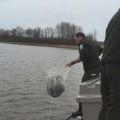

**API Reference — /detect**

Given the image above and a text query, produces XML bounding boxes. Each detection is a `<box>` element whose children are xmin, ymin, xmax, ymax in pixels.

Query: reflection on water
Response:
<box><xmin>0</xmin><ymin>43</ymin><xmax>83</xmax><ymax>120</ymax></box>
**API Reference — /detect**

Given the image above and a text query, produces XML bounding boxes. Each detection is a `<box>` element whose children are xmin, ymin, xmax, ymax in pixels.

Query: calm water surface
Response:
<box><xmin>0</xmin><ymin>43</ymin><xmax>83</xmax><ymax>120</ymax></box>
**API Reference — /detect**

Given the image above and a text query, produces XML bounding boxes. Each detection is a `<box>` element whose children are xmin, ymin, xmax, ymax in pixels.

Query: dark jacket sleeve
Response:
<box><xmin>79</xmin><ymin>44</ymin><xmax>89</xmax><ymax>62</ymax></box>
<box><xmin>97</xmin><ymin>45</ymin><xmax>103</xmax><ymax>56</ymax></box>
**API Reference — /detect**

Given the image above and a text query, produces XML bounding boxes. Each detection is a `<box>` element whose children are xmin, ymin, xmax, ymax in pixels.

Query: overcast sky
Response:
<box><xmin>0</xmin><ymin>0</ymin><xmax>119</xmax><ymax>41</ymax></box>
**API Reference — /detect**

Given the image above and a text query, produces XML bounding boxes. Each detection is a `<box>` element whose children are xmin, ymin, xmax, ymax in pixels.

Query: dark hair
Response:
<box><xmin>75</xmin><ymin>32</ymin><xmax>85</xmax><ymax>38</ymax></box>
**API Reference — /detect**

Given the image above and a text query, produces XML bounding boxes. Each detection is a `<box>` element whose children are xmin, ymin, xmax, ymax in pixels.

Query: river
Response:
<box><xmin>0</xmin><ymin>43</ymin><xmax>83</xmax><ymax>120</ymax></box>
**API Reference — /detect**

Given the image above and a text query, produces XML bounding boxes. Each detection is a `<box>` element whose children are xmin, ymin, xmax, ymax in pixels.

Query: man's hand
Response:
<box><xmin>65</xmin><ymin>58</ymin><xmax>80</xmax><ymax>67</ymax></box>
<box><xmin>65</xmin><ymin>62</ymin><xmax>72</xmax><ymax>67</ymax></box>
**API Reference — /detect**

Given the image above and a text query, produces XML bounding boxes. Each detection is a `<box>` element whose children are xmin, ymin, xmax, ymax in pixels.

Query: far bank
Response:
<box><xmin>0</xmin><ymin>36</ymin><xmax>104</xmax><ymax>49</ymax></box>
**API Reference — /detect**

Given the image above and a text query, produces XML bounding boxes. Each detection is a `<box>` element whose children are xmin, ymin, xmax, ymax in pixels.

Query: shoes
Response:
<box><xmin>72</xmin><ymin>110</ymin><xmax>82</xmax><ymax>118</ymax></box>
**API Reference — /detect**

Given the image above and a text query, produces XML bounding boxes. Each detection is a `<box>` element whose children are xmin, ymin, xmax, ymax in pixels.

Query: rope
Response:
<box><xmin>47</xmin><ymin>97</ymin><xmax>55</xmax><ymax>120</ymax></box>
<box><xmin>70</xmin><ymin>70</ymin><xmax>81</xmax><ymax>77</ymax></box>
<box><xmin>66</xmin><ymin>114</ymin><xmax>72</xmax><ymax>120</ymax></box>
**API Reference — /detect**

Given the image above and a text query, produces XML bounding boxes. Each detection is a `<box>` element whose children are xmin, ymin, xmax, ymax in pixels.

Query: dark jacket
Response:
<box><xmin>102</xmin><ymin>8</ymin><xmax>120</xmax><ymax>64</ymax></box>
<box><xmin>79</xmin><ymin>39</ymin><xmax>103</xmax><ymax>71</ymax></box>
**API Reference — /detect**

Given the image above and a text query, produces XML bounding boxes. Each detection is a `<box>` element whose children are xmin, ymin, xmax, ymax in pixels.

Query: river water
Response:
<box><xmin>0</xmin><ymin>43</ymin><xmax>83</xmax><ymax>120</ymax></box>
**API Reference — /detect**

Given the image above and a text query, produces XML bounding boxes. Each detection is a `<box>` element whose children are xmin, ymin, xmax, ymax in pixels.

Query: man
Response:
<box><xmin>98</xmin><ymin>9</ymin><xmax>120</xmax><ymax>120</ymax></box>
<box><xmin>66</xmin><ymin>32</ymin><xmax>103</xmax><ymax>119</ymax></box>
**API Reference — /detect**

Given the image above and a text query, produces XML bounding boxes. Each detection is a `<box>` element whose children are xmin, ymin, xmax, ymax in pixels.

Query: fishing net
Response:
<box><xmin>46</xmin><ymin>66</ymin><xmax>71</xmax><ymax>97</ymax></box>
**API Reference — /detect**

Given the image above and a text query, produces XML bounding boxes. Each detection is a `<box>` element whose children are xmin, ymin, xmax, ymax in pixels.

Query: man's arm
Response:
<box><xmin>97</xmin><ymin>45</ymin><xmax>103</xmax><ymax>56</ymax></box>
<box><xmin>65</xmin><ymin>57</ymin><xmax>80</xmax><ymax>67</ymax></box>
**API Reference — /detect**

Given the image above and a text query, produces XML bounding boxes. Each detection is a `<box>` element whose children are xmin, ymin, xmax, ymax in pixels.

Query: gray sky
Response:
<box><xmin>0</xmin><ymin>0</ymin><xmax>119</xmax><ymax>41</ymax></box>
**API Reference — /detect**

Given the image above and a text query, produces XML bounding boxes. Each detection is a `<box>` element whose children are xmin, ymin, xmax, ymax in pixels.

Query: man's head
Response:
<box><xmin>74</xmin><ymin>32</ymin><xmax>85</xmax><ymax>44</ymax></box>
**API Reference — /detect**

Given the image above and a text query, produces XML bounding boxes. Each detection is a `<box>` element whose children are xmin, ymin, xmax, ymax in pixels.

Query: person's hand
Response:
<box><xmin>65</xmin><ymin>62</ymin><xmax>72</xmax><ymax>67</ymax></box>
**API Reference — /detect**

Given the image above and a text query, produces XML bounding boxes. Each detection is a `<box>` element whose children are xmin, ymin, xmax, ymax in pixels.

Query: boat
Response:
<box><xmin>76</xmin><ymin>77</ymin><xmax>101</xmax><ymax>120</ymax></box>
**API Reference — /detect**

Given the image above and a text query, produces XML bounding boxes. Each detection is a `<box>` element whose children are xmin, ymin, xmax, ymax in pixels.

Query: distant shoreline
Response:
<box><xmin>0</xmin><ymin>41</ymin><xmax>78</xmax><ymax>49</ymax></box>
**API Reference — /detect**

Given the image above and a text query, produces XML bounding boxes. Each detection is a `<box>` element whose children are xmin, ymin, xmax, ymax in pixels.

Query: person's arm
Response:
<box><xmin>65</xmin><ymin>57</ymin><xmax>80</xmax><ymax>67</ymax></box>
<box><xmin>97</xmin><ymin>45</ymin><xmax>103</xmax><ymax>56</ymax></box>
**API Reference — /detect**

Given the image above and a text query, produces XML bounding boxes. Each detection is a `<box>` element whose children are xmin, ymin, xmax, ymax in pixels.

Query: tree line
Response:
<box><xmin>0</xmin><ymin>22</ymin><xmax>97</xmax><ymax>40</ymax></box>
<box><xmin>0</xmin><ymin>21</ymin><xmax>103</xmax><ymax>46</ymax></box>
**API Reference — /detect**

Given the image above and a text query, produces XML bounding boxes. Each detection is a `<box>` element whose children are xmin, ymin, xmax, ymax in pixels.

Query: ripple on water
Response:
<box><xmin>0</xmin><ymin>43</ymin><xmax>82</xmax><ymax>120</ymax></box>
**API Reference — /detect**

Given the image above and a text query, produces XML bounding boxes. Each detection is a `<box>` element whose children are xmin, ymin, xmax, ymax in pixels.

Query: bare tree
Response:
<box><xmin>33</xmin><ymin>27</ymin><xmax>41</xmax><ymax>38</ymax></box>
<box><xmin>43</xmin><ymin>27</ymin><xmax>55</xmax><ymax>38</ymax></box>
<box><xmin>12</xmin><ymin>28</ymin><xmax>17</xmax><ymax>37</ymax></box>
<box><xmin>55</xmin><ymin>22</ymin><xmax>82</xmax><ymax>39</ymax></box>
<box><xmin>15</xmin><ymin>26</ymin><xmax>25</xmax><ymax>37</ymax></box>
<box><xmin>93</xmin><ymin>29</ymin><xmax>97</xmax><ymax>41</ymax></box>
<box><xmin>0</xmin><ymin>29</ymin><xmax>5</xmax><ymax>36</ymax></box>
<box><xmin>25</xmin><ymin>28</ymin><xmax>33</xmax><ymax>37</ymax></box>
